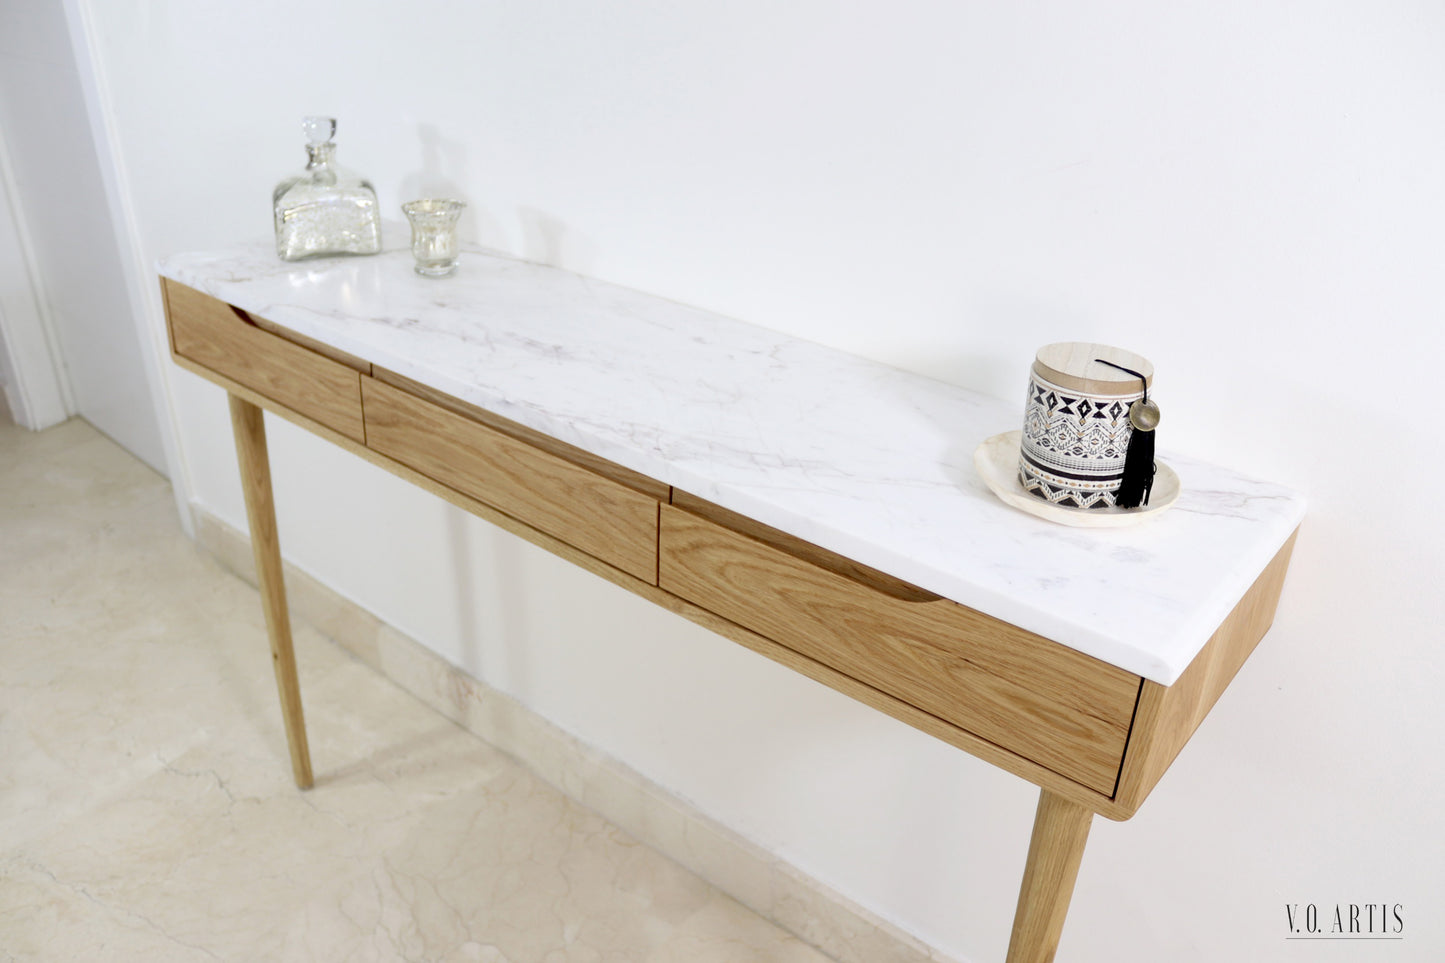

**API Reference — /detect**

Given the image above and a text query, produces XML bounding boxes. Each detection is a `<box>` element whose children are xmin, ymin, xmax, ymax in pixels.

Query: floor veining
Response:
<box><xmin>0</xmin><ymin>415</ymin><xmax>834</xmax><ymax>963</ymax></box>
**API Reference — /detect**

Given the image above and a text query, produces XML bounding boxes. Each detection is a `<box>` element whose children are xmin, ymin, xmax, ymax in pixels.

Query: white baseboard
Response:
<box><xmin>192</xmin><ymin>505</ymin><xmax>957</xmax><ymax>963</ymax></box>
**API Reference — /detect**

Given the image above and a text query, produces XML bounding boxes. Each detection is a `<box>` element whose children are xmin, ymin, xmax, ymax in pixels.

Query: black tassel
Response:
<box><xmin>1092</xmin><ymin>358</ymin><xmax>1159</xmax><ymax>509</ymax></box>
<box><xmin>1114</xmin><ymin>420</ymin><xmax>1155</xmax><ymax>508</ymax></box>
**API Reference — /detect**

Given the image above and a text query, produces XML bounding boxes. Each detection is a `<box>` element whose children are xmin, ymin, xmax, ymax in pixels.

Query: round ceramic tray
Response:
<box><xmin>974</xmin><ymin>430</ymin><xmax>1180</xmax><ymax>528</ymax></box>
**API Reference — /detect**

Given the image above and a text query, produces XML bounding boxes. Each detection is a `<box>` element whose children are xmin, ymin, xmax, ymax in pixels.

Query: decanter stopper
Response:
<box><xmin>302</xmin><ymin>116</ymin><xmax>335</xmax><ymax>147</ymax></box>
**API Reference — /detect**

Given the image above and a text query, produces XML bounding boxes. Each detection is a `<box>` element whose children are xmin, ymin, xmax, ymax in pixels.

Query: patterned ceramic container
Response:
<box><xmin>1018</xmin><ymin>343</ymin><xmax>1154</xmax><ymax>509</ymax></box>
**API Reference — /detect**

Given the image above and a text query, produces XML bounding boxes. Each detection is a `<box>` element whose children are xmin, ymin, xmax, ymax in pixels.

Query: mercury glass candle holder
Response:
<box><xmin>402</xmin><ymin>199</ymin><xmax>466</xmax><ymax>277</ymax></box>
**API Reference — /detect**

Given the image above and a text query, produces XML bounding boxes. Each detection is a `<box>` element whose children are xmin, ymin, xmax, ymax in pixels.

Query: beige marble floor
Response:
<box><xmin>0</xmin><ymin>414</ymin><xmax>836</xmax><ymax>963</ymax></box>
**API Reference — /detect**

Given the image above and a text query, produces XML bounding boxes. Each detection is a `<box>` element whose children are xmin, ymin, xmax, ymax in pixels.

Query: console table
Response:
<box><xmin>158</xmin><ymin>241</ymin><xmax>1304</xmax><ymax>963</ymax></box>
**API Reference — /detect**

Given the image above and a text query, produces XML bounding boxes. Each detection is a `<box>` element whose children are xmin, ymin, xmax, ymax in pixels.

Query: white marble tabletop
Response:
<box><xmin>160</xmin><ymin>240</ymin><xmax>1305</xmax><ymax>685</ymax></box>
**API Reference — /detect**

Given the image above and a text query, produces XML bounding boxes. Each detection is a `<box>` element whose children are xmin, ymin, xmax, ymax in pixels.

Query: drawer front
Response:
<box><xmin>164</xmin><ymin>279</ymin><xmax>364</xmax><ymax>441</ymax></box>
<box><xmin>659</xmin><ymin>505</ymin><xmax>1141</xmax><ymax>795</ymax></box>
<box><xmin>363</xmin><ymin>378</ymin><xmax>660</xmax><ymax>583</ymax></box>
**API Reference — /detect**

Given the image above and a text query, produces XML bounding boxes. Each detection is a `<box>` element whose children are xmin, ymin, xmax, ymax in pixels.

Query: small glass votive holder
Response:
<box><xmin>401</xmin><ymin>199</ymin><xmax>466</xmax><ymax>277</ymax></box>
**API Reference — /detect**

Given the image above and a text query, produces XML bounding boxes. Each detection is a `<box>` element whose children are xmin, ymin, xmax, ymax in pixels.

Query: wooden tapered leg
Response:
<box><xmin>1006</xmin><ymin>789</ymin><xmax>1093</xmax><ymax>963</ymax></box>
<box><xmin>228</xmin><ymin>394</ymin><xmax>313</xmax><ymax>789</ymax></box>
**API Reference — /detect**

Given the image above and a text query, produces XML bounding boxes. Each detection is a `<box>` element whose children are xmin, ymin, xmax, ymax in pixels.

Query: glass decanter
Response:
<box><xmin>273</xmin><ymin>117</ymin><xmax>382</xmax><ymax>261</ymax></box>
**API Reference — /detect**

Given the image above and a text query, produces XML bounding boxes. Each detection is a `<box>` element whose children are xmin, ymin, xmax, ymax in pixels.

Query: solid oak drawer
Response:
<box><xmin>163</xmin><ymin>279</ymin><xmax>365</xmax><ymax>442</ymax></box>
<box><xmin>362</xmin><ymin>377</ymin><xmax>660</xmax><ymax>583</ymax></box>
<box><xmin>658</xmin><ymin>503</ymin><xmax>1142</xmax><ymax>795</ymax></box>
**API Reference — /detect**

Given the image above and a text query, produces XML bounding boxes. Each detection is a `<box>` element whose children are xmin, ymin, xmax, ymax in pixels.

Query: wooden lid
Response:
<box><xmin>1032</xmin><ymin>342</ymin><xmax>1154</xmax><ymax>396</ymax></box>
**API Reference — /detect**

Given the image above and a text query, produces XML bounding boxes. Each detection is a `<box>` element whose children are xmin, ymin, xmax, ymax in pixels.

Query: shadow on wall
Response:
<box><xmin>397</xmin><ymin>123</ymin><xmax>499</xmax><ymax>250</ymax></box>
<box><xmin>518</xmin><ymin>206</ymin><xmax>596</xmax><ymax>275</ymax></box>
<box><xmin>395</xmin><ymin>124</ymin><xmax>596</xmax><ymax>272</ymax></box>
<box><xmin>444</xmin><ymin>511</ymin><xmax>537</xmax><ymax>713</ymax></box>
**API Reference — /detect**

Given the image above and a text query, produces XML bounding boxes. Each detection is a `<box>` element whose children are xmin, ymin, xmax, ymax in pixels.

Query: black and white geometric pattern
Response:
<box><xmin>1017</xmin><ymin>374</ymin><xmax>1143</xmax><ymax>509</ymax></box>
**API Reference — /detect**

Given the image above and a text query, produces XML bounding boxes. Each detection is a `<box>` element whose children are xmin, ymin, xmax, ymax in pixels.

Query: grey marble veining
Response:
<box><xmin>159</xmin><ymin>241</ymin><xmax>1306</xmax><ymax>684</ymax></box>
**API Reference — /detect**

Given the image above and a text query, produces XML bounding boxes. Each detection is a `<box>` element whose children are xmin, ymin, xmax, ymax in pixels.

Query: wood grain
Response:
<box><xmin>228</xmin><ymin>394</ymin><xmax>313</xmax><ymax>789</ymax></box>
<box><xmin>362</xmin><ymin>377</ymin><xmax>661</xmax><ymax>584</ymax></box>
<box><xmin>670</xmin><ymin>490</ymin><xmax>941</xmax><ymax>602</ymax></box>
<box><xmin>1006</xmin><ymin>790</ymin><xmax>1093</xmax><ymax>963</ymax></box>
<box><xmin>659</xmin><ymin>504</ymin><xmax>1141</xmax><ymax>795</ymax></box>
<box><xmin>164</xmin><ymin>279</ymin><xmax>364</xmax><ymax>442</ymax></box>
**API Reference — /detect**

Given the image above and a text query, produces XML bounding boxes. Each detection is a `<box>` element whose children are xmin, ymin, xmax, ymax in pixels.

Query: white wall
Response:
<box><xmin>77</xmin><ymin>2</ymin><xmax>1445</xmax><ymax>960</ymax></box>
